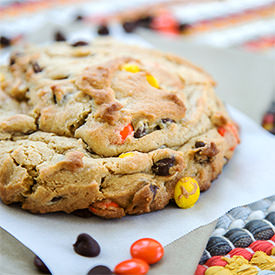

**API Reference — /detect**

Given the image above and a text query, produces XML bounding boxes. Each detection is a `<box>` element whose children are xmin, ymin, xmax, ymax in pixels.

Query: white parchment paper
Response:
<box><xmin>1</xmin><ymin>106</ymin><xmax>275</xmax><ymax>275</ymax></box>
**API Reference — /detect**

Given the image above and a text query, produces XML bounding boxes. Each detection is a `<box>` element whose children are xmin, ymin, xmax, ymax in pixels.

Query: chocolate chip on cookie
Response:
<box><xmin>152</xmin><ymin>157</ymin><xmax>175</xmax><ymax>176</ymax></box>
<box><xmin>32</xmin><ymin>62</ymin><xmax>43</xmax><ymax>73</ymax></box>
<box><xmin>195</xmin><ymin>141</ymin><xmax>206</xmax><ymax>148</ymax></box>
<box><xmin>71</xmin><ymin>41</ymin><xmax>89</xmax><ymax>47</ymax></box>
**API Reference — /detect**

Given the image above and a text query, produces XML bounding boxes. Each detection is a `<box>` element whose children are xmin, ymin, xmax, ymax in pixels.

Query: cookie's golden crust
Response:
<box><xmin>0</xmin><ymin>39</ymin><xmax>239</xmax><ymax>218</ymax></box>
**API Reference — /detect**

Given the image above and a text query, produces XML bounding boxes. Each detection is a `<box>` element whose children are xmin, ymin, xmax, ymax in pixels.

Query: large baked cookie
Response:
<box><xmin>0</xmin><ymin>39</ymin><xmax>239</xmax><ymax>218</ymax></box>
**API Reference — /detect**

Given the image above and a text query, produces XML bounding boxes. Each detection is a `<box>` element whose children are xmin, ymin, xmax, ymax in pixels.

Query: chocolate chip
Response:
<box><xmin>161</xmin><ymin>118</ymin><xmax>175</xmax><ymax>124</ymax></box>
<box><xmin>136</xmin><ymin>16</ymin><xmax>153</xmax><ymax>29</ymax></box>
<box><xmin>71</xmin><ymin>41</ymin><xmax>89</xmax><ymax>47</ymax></box>
<box><xmin>134</xmin><ymin>127</ymin><xmax>147</xmax><ymax>138</ymax></box>
<box><xmin>50</xmin><ymin>196</ymin><xmax>63</xmax><ymax>203</ymax></box>
<box><xmin>0</xmin><ymin>36</ymin><xmax>11</xmax><ymax>47</ymax></box>
<box><xmin>149</xmin><ymin>184</ymin><xmax>159</xmax><ymax>200</ymax></box>
<box><xmin>179</xmin><ymin>23</ymin><xmax>190</xmax><ymax>32</ymax></box>
<box><xmin>152</xmin><ymin>157</ymin><xmax>175</xmax><ymax>176</ymax></box>
<box><xmin>73</xmin><ymin>233</ymin><xmax>100</xmax><ymax>257</ymax></box>
<box><xmin>9</xmin><ymin>57</ymin><xmax>15</xmax><ymax>66</ymax></box>
<box><xmin>54</xmin><ymin>31</ymin><xmax>66</xmax><ymax>42</ymax></box>
<box><xmin>122</xmin><ymin>21</ymin><xmax>137</xmax><ymax>33</ymax></box>
<box><xmin>75</xmin><ymin>14</ymin><xmax>84</xmax><ymax>21</ymax></box>
<box><xmin>195</xmin><ymin>141</ymin><xmax>205</xmax><ymax>148</ymax></box>
<box><xmin>34</xmin><ymin>256</ymin><xmax>51</xmax><ymax>274</ymax></box>
<box><xmin>97</xmin><ymin>25</ymin><xmax>110</xmax><ymax>36</ymax></box>
<box><xmin>32</xmin><ymin>62</ymin><xmax>43</xmax><ymax>73</ymax></box>
<box><xmin>73</xmin><ymin>208</ymin><xmax>94</xmax><ymax>218</ymax></box>
<box><xmin>88</xmin><ymin>265</ymin><xmax>112</xmax><ymax>275</ymax></box>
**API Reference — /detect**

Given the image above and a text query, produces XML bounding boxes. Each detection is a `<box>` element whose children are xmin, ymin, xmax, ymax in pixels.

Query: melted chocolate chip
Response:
<box><xmin>0</xmin><ymin>36</ymin><xmax>11</xmax><ymax>47</ymax></box>
<box><xmin>149</xmin><ymin>184</ymin><xmax>159</xmax><ymax>200</ymax></box>
<box><xmin>32</xmin><ymin>62</ymin><xmax>43</xmax><ymax>73</ymax></box>
<box><xmin>73</xmin><ymin>208</ymin><xmax>94</xmax><ymax>218</ymax></box>
<box><xmin>155</xmin><ymin>125</ymin><xmax>161</xmax><ymax>130</ymax></box>
<box><xmin>34</xmin><ymin>256</ymin><xmax>51</xmax><ymax>274</ymax></box>
<box><xmin>97</xmin><ymin>25</ymin><xmax>110</xmax><ymax>36</ymax></box>
<box><xmin>54</xmin><ymin>31</ymin><xmax>66</xmax><ymax>42</ymax></box>
<box><xmin>134</xmin><ymin>126</ymin><xmax>147</xmax><ymax>138</ymax></box>
<box><xmin>122</xmin><ymin>21</ymin><xmax>137</xmax><ymax>33</ymax></box>
<box><xmin>195</xmin><ymin>141</ymin><xmax>205</xmax><ymax>148</ymax></box>
<box><xmin>71</xmin><ymin>41</ymin><xmax>89</xmax><ymax>47</ymax></box>
<box><xmin>53</xmin><ymin>94</ymin><xmax>57</xmax><ymax>104</ymax></box>
<box><xmin>88</xmin><ymin>265</ymin><xmax>112</xmax><ymax>275</ymax></box>
<box><xmin>50</xmin><ymin>196</ymin><xmax>63</xmax><ymax>203</ymax></box>
<box><xmin>9</xmin><ymin>57</ymin><xmax>15</xmax><ymax>66</ymax></box>
<box><xmin>73</xmin><ymin>233</ymin><xmax>100</xmax><ymax>257</ymax></box>
<box><xmin>161</xmin><ymin>118</ymin><xmax>175</xmax><ymax>124</ymax></box>
<box><xmin>152</xmin><ymin>157</ymin><xmax>175</xmax><ymax>176</ymax></box>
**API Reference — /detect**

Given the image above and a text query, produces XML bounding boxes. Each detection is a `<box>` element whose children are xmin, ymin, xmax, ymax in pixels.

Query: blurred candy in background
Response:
<box><xmin>0</xmin><ymin>0</ymin><xmax>274</xmax><ymax>134</ymax></box>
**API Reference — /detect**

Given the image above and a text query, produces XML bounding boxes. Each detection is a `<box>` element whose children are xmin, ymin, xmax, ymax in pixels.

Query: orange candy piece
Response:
<box><xmin>120</xmin><ymin>123</ymin><xmax>134</xmax><ymax>143</ymax></box>
<box><xmin>114</xmin><ymin>258</ymin><xmax>149</xmax><ymax>275</ymax></box>
<box><xmin>130</xmin><ymin>238</ymin><xmax>164</xmax><ymax>264</ymax></box>
<box><xmin>217</xmin><ymin>122</ymin><xmax>240</xmax><ymax>150</ymax></box>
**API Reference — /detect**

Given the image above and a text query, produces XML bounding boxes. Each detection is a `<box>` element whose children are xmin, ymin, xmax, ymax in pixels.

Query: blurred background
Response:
<box><xmin>0</xmin><ymin>0</ymin><xmax>274</xmax><ymax>133</ymax></box>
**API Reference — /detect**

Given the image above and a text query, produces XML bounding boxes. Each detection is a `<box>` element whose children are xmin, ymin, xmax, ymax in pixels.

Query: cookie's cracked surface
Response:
<box><xmin>0</xmin><ymin>39</ymin><xmax>239</xmax><ymax>218</ymax></box>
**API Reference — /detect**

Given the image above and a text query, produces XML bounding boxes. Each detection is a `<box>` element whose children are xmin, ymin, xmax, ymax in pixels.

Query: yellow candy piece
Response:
<box><xmin>146</xmin><ymin>74</ymin><xmax>159</xmax><ymax>89</ymax></box>
<box><xmin>174</xmin><ymin>177</ymin><xmax>200</xmax><ymax>209</ymax></box>
<box><xmin>118</xmin><ymin>152</ymin><xmax>135</xmax><ymax>158</ymax></box>
<box><xmin>121</xmin><ymin>64</ymin><xmax>140</xmax><ymax>73</ymax></box>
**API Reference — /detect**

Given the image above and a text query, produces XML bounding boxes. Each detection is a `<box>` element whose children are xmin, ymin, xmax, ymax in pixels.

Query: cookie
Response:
<box><xmin>0</xmin><ymin>39</ymin><xmax>239</xmax><ymax>218</ymax></box>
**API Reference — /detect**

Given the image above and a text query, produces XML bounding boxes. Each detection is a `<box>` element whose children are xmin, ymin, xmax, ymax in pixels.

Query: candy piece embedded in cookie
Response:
<box><xmin>0</xmin><ymin>39</ymin><xmax>240</xmax><ymax>218</ymax></box>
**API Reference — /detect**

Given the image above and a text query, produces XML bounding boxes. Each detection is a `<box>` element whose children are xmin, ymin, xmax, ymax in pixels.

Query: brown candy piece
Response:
<box><xmin>73</xmin><ymin>233</ymin><xmax>100</xmax><ymax>257</ymax></box>
<box><xmin>34</xmin><ymin>256</ymin><xmax>51</xmax><ymax>274</ymax></box>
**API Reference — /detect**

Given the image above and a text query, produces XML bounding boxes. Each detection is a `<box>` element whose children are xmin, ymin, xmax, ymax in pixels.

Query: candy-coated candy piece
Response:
<box><xmin>174</xmin><ymin>177</ymin><xmax>200</xmax><ymax>209</ymax></box>
<box><xmin>89</xmin><ymin>201</ymin><xmax>119</xmax><ymax>214</ymax></box>
<box><xmin>217</xmin><ymin>127</ymin><xmax>226</xmax><ymax>137</ymax></box>
<box><xmin>146</xmin><ymin>75</ymin><xmax>159</xmax><ymax>88</ymax></box>
<box><xmin>120</xmin><ymin>124</ymin><xmax>134</xmax><ymax>143</ymax></box>
<box><xmin>121</xmin><ymin>64</ymin><xmax>140</xmax><ymax>73</ymax></box>
<box><xmin>218</xmin><ymin>123</ymin><xmax>240</xmax><ymax>150</ymax></box>
<box><xmin>119</xmin><ymin>152</ymin><xmax>135</xmax><ymax>158</ymax></box>
<box><xmin>194</xmin><ymin>264</ymin><xmax>207</xmax><ymax>275</ymax></box>
<box><xmin>271</xmin><ymin>234</ymin><xmax>275</xmax><ymax>242</ymax></box>
<box><xmin>114</xmin><ymin>258</ymin><xmax>149</xmax><ymax>275</ymax></box>
<box><xmin>130</xmin><ymin>238</ymin><xmax>164</xmax><ymax>264</ymax></box>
